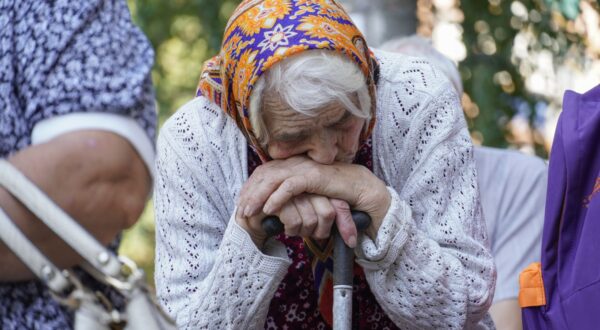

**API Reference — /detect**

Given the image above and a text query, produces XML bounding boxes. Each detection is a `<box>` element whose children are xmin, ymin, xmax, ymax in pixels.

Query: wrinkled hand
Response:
<box><xmin>236</xmin><ymin>156</ymin><xmax>391</xmax><ymax>248</ymax></box>
<box><xmin>236</xmin><ymin>194</ymin><xmax>355</xmax><ymax>248</ymax></box>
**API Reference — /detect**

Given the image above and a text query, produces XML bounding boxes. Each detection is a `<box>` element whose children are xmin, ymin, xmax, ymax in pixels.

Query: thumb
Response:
<box><xmin>330</xmin><ymin>198</ymin><xmax>357</xmax><ymax>248</ymax></box>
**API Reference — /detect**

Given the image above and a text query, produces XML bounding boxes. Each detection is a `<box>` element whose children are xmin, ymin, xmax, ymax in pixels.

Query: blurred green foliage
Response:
<box><xmin>128</xmin><ymin>0</ymin><xmax>240</xmax><ymax>123</ymax></box>
<box><xmin>548</xmin><ymin>0</ymin><xmax>582</xmax><ymax>19</ymax></box>
<box><xmin>460</xmin><ymin>0</ymin><xmax>586</xmax><ymax>154</ymax></box>
<box><xmin>119</xmin><ymin>202</ymin><xmax>156</xmax><ymax>284</ymax></box>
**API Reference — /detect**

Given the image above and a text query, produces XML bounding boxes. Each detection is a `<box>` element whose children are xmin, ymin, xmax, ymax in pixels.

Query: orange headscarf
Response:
<box><xmin>197</xmin><ymin>0</ymin><xmax>378</xmax><ymax>161</ymax></box>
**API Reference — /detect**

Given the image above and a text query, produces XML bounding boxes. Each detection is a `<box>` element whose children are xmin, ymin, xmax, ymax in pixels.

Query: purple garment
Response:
<box><xmin>522</xmin><ymin>84</ymin><xmax>600</xmax><ymax>329</ymax></box>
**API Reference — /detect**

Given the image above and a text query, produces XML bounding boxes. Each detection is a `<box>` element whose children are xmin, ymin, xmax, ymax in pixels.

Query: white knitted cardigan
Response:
<box><xmin>153</xmin><ymin>49</ymin><xmax>496</xmax><ymax>329</ymax></box>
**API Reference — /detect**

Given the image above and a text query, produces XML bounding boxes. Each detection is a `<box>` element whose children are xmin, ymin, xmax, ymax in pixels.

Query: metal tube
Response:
<box><xmin>333</xmin><ymin>285</ymin><xmax>353</xmax><ymax>330</ymax></box>
<box><xmin>333</xmin><ymin>229</ymin><xmax>355</xmax><ymax>330</ymax></box>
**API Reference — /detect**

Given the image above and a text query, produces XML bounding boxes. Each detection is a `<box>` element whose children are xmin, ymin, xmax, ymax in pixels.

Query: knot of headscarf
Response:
<box><xmin>197</xmin><ymin>0</ymin><xmax>378</xmax><ymax>162</ymax></box>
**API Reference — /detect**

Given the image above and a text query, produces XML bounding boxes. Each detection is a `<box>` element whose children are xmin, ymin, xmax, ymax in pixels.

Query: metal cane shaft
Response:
<box><xmin>333</xmin><ymin>230</ymin><xmax>354</xmax><ymax>330</ymax></box>
<box><xmin>333</xmin><ymin>284</ymin><xmax>353</xmax><ymax>330</ymax></box>
<box><xmin>262</xmin><ymin>211</ymin><xmax>371</xmax><ymax>330</ymax></box>
<box><xmin>332</xmin><ymin>211</ymin><xmax>371</xmax><ymax>330</ymax></box>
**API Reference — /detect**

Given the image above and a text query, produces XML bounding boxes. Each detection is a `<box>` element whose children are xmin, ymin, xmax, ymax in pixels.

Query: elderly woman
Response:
<box><xmin>154</xmin><ymin>1</ymin><xmax>495</xmax><ymax>328</ymax></box>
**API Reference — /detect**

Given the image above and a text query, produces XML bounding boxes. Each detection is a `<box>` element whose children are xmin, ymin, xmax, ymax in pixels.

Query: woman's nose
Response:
<box><xmin>307</xmin><ymin>132</ymin><xmax>337</xmax><ymax>164</ymax></box>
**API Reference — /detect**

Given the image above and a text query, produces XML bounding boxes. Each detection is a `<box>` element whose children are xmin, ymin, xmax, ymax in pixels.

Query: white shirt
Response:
<box><xmin>31</xmin><ymin>113</ymin><xmax>155</xmax><ymax>178</ymax></box>
<box><xmin>475</xmin><ymin>146</ymin><xmax>546</xmax><ymax>302</ymax></box>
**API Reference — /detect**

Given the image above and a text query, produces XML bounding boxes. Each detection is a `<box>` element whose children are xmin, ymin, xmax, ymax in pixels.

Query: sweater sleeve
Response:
<box><xmin>153</xmin><ymin>97</ymin><xmax>291</xmax><ymax>328</ymax></box>
<box><xmin>356</xmin><ymin>51</ymin><xmax>496</xmax><ymax>329</ymax></box>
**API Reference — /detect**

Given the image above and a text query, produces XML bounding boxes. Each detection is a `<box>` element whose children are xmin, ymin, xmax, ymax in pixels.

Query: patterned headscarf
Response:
<box><xmin>197</xmin><ymin>0</ymin><xmax>378</xmax><ymax>161</ymax></box>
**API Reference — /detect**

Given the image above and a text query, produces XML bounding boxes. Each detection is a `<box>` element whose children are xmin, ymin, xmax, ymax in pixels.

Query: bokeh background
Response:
<box><xmin>119</xmin><ymin>0</ymin><xmax>600</xmax><ymax>283</ymax></box>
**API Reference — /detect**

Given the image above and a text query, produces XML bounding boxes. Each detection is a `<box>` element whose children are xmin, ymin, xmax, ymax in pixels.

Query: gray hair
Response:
<box><xmin>380</xmin><ymin>36</ymin><xmax>463</xmax><ymax>95</ymax></box>
<box><xmin>249</xmin><ymin>50</ymin><xmax>371</xmax><ymax>146</ymax></box>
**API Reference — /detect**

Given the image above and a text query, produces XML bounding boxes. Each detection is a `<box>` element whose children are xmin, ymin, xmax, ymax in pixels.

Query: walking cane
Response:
<box><xmin>262</xmin><ymin>211</ymin><xmax>371</xmax><ymax>330</ymax></box>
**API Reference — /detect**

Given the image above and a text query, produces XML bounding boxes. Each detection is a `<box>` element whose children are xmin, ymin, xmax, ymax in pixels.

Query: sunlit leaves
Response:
<box><xmin>129</xmin><ymin>0</ymin><xmax>241</xmax><ymax>123</ymax></box>
<box><xmin>459</xmin><ymin>0</ymin><xmax>589</xmax><ymax>154</ymax></box>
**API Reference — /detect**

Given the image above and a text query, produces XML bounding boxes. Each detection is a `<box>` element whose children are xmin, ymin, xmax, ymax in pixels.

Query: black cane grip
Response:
<box><xmin>262</xmin><ymin>216</ymin><xmax>284</xmax><ymax>238</ymax></box>
<box><xmin>350</xmin><ymin>211</ymin><xmax>371</xmax><ymax>232</ymax></box>
<box><xmin>334</xmin><ymin>211</ymin><xmax>371</xmax><ymax>286</ymax></box>
<box><xmin>261</xmin><ymin>211</ymin><xmax>371</xmax><ymax>238</ymax></box>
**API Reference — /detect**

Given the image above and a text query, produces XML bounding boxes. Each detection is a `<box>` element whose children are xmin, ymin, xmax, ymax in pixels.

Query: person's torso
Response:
<box><xmin>168</xmin><ymin>49</ymin><xmax>462</xmax><ymax>329</ymax></box>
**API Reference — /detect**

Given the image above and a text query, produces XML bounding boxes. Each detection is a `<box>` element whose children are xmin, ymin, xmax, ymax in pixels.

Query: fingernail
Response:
<box><xmin>243</xmin><ymin>205</ymin><xmax>252</xmax><ymax>217</ymax></box>
<box><xmin>348</xmin><ymin>235</ymin><xmax>357</xmax><ymax>248</ymax></box>
<box><xmin>262</xmin><ymin>203</ymin><xmax>272</xmax><ymax>215</ymax></box>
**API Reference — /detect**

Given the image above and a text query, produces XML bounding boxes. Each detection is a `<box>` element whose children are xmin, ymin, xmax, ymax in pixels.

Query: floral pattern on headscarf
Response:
<box><xmin>197</xmin><ymin>0</ymin><xmax>378</xmax><ymax>161</ymax></box>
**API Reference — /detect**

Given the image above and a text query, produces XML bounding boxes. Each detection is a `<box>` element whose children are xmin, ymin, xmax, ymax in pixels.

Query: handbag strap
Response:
<box><xmin>0</xmin><ymin>207</ymin><xmax>71</xmax><ymax>293</ymax></box>
<box><xmin>0</xmin><ymin>159</ymin><xmax>176</xmax><ymax>328</ymax></box>
<box><xmin>0</xmin><ymin>159</ymin><xmax>122</xmax><ymax>278</ymax></box>
<box><xmin>0</xmin><ymin>207</ymin><xmax>124</xmax><ymax>328</ymax></box>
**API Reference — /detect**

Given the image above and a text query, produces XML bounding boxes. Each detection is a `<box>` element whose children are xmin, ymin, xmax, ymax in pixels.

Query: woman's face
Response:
<box><xmin>263</xmin><ymin>96</ymin><xmax>366</xmax><ymax>165</ymax></box>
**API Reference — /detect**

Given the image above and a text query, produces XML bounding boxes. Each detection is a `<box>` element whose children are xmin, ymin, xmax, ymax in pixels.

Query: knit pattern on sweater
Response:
<box><xmin>153</xmin><ymin>49</ymin><xmax>496</xmax><ymax>329</ymax></box>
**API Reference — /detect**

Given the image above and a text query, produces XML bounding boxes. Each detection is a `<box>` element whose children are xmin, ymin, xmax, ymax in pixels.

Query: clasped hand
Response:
<box><xmin>235</xmin><ymin>156</ymin><xmax>391</xmax><ymax>248</ymax></box>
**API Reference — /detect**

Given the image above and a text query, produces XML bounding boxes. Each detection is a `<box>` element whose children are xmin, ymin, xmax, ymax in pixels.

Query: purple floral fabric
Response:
<box><xmin>0</xmin><ymin>0</ymin><xmax>156</xmax><ymax>329</ymax></box>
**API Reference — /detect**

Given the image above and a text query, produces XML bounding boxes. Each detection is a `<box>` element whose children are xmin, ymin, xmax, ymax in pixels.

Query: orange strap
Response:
<box><xmin>518</xmin><ymin>262</ymin><xmax>547</xmax><ymax>308</ymax></box>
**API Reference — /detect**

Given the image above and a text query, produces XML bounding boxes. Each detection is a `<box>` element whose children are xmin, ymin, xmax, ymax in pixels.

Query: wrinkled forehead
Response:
<box><xmin>263</xmin><ymin>93</ymin><xmax>347</xmax><ymax>117</ymax></box>
<box><xmin>264</xmin><ymin>99</ymin><xmax>349</xmax><ymax>138</ymax></box>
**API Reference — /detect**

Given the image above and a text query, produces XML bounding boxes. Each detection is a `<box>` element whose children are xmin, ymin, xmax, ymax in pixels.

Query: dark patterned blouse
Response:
<box><xmin>0</xmin><ymin>0</ymin><xmax>156</xmax><ymax>328</ymax></box>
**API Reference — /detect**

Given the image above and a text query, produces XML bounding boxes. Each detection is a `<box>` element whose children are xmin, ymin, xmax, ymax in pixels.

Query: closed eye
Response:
<box><xmin>274</xmin><ymin>131</ymin><xmax>310</xmax><ymax>143</ymax></box>
<box><xmin>327</xmin><ymin>111</ymin><xmax>353</xmax><ymax>129</ymax></box>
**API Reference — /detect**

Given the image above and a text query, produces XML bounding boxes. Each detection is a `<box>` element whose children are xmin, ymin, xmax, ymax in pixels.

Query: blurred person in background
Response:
<box><xmin>0</xmin><ymin>0</ymin><xmax>156</xmax><ymax>329</ymax></box>
<box><xmin>154</xmin><ymin>1</ymin><xmax>496</xmax><ymax>328</ymax></box>
<box><xmin>381</xmin><ymin>35</ymin><xmax>547</xmax><ymax>330</ymax></box>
